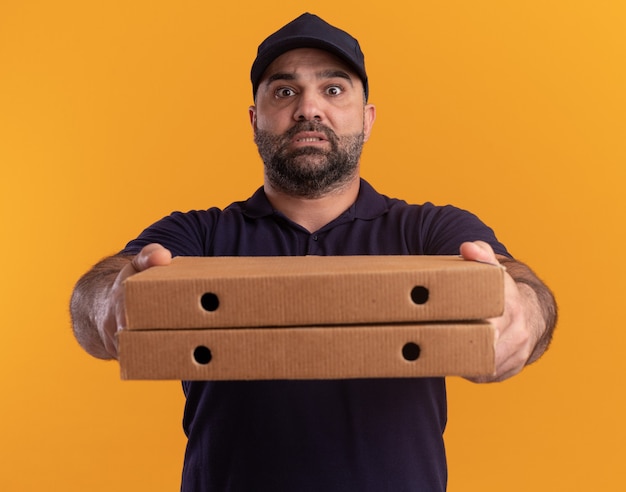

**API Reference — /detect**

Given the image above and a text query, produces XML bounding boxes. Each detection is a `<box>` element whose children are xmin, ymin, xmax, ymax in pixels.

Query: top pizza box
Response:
<box><xmin>123</xmin><ymin>255</ymin><xmax>505</xmax><ymax>330</ymax></box>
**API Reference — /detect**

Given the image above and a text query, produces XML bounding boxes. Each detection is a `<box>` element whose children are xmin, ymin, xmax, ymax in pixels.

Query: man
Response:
<box><xmin>71</xmin><ymin>13</ymin><xmax>557</xmax><ymax>491</ymax></box>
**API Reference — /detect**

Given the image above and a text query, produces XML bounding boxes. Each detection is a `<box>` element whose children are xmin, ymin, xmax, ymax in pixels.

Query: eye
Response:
<box><xmin>275</xmin><ymin>87</ymin><xmax>296</xmax><ymax>98</ymax></box>
<box><xmin>325</xmin><ymin>85</ymin><xmax>344</xmax><ymax>96</ymax></box>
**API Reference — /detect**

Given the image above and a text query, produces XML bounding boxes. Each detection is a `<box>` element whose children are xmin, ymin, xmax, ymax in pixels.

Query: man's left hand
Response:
<box><xmin>460</xmin><ymin>241</ymin><xmax>546</xmax><ymax>383</ymax></box>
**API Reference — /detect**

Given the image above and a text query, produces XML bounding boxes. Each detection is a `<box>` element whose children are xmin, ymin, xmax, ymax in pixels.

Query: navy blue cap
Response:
<box><xmin>251</xmin><ymin>13</ymin><xmax>368</xmax><ymax>101</ymax></box>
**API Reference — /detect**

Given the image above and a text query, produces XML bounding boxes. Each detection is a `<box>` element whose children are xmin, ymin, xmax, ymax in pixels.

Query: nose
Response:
<box><xmin>294</xmin><ymin>90</ymin><xmax>323</xmax><ymax>122</ymax></box>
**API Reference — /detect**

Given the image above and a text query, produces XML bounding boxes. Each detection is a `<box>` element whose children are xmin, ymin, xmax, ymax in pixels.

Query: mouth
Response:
<box><xmin>297</xmin><ymin>137</ymin><xmax>325</xmax><ymax>143</ymax></box>
<box><xmin>291</xmin><ymin>132</ymin><xmax>328</xmax><ymax>146</ymax></box>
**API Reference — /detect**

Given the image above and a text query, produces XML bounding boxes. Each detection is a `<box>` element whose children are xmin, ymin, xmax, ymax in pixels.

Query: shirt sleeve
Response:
<box><xmin>415</xmin><ymin>203</ymin><xmax>511</xmax><ymax>257</ymax></box>
<box><xmin>119</xmin><ymin>209</ymin><xmax>220</xmax><ymax>257</ymax></box>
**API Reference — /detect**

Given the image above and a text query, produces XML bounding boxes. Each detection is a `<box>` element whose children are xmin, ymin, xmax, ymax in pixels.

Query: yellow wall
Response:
<box><xmin>1</xmin><ymin>1</ymin><xmax>624</xmax><ymax>490</ymax></box>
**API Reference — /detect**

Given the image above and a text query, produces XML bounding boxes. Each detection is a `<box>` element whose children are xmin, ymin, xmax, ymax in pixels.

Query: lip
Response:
<box><xmin>291</xmin><ymin>131</ymin><xmax>328</xmax><ymax>146</ymax></box>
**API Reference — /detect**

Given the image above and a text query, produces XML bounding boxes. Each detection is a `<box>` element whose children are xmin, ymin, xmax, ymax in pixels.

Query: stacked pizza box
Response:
<box><xmin>118</xmin><ymin>255</ymin><xmax>504</xmax><ymax>380</ymax></box>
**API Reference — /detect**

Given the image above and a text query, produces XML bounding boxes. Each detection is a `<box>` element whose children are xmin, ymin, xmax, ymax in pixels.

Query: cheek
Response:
<box><xmin>253</xmin><ymin>97</ymin><xmax>295</xmax><ymax>132</ymax></box>
<box><xmin>325</xmin><ymin>101</ymin><xmax>367</xmax><ymax>134</ymax></box>
<box><xmin>332</xmin><ymin>113</ymin><xmax>365</xmax><ymax>135</ymax></box>
<box><xmin>255</xmin><ymin>112</ymin><xmax>288</xmax><ymax>133</ymax></box>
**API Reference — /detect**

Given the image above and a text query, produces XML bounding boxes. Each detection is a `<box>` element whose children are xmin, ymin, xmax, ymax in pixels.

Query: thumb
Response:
<box><xmin>459</xmin><ymin>241</ymin><xmax>499</xmax><ymax>266</ymax></box>
<box><xmin>115</xmin><ymin>243</ymin><xmax>172</xmax><ymax>290</ymax></box>
<box><xmin>109</xmin><ymin>243</ymin><xmax>172</xmax><ymax>347</ymax></box>
<box><xmin>130</xmin><ymin>243</ymin><xmax>172</xmax><ymax>272</ymax></box>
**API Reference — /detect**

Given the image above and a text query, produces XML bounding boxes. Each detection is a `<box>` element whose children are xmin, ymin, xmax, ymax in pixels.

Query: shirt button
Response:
<box><xmin>312</xmin><ymin>234</ymin><xmax>319</xmax><ymax>241</ymax></box>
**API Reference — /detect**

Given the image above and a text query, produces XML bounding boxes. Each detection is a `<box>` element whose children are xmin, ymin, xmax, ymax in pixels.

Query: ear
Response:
<box><xmin>362</xmin><ymin>103</ymin><xmax>376</xmax><ymax>142</ymax></box>
<box><xmin>249</xmin><ymin>106</ymin><xmax>257</xmax><ymax>130</ymax></box>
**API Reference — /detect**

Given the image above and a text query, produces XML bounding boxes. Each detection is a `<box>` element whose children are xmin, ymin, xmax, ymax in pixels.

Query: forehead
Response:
<box><xmin>261</xmin><ymin>48</ymin><xmax>358</xmax><ymax>81</ymax></box>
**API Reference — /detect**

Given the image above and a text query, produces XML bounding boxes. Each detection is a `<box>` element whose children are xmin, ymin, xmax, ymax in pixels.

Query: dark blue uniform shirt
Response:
<box><xmin>121</xmin><ymin>179</ymin><xmax>508</xmax><ymax>492</ymax></box>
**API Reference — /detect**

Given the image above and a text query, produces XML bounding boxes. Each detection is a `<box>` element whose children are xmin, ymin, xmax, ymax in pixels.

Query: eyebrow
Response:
<box><xmin>319</xmin><ymin>70</ymin><xmax>354</xmax><ymax>85</ymax></box>
<box><xmin>264</xmin><ymin>70</ymin><xmax>354</xmax><ymax>87</ymax></box>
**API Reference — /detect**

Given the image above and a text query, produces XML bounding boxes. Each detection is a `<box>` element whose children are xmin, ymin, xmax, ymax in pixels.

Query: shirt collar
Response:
<box><xmin>351</xmin><ymin>178</ymin><xmax>389</xmax><ymax>220</ymax></box>
<box><xmin>241</xmin><ymin>178</ymin><xmax>389</xmax><ymax>221</ymax></box>
<box><xmin>241</xmin><ymin>186</ymin><xmax>275</xmax><ymax>219</ymax></box>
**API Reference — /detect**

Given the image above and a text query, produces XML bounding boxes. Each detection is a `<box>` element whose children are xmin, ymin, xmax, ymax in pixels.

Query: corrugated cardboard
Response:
<box><xmin>124</xmin><ymin>256</ymin><xmax>504</xmax><ymax>330</ymax></box>
<box><xmin>118</xmin><ymin>322</ymin><xmax>496</xmax><ymax>380</ymax></box>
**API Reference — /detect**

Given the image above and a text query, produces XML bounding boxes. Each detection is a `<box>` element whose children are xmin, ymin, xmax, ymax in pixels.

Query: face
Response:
<box><xmin>250</xmin><ymin>48</ymin><xmax>376</xmax><ymax>198</ymax></box>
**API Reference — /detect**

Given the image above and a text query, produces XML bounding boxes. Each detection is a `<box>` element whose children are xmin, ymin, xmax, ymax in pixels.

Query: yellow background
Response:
<box><xmin>1</xmin><ymin>1</ymin><xmax>624</xmax><ymax>490</ymax></box>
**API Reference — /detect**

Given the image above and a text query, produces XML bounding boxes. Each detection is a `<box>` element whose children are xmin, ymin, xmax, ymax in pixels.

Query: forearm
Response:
<box><xmin>498</xmin><ymin>256</ymin><xmax>558</xmax><ymax>364</ymax></box>
<box><xmin>70</xmin><ymin>255</ymin><xmax>132</xmax><ymax>360</ymax></box>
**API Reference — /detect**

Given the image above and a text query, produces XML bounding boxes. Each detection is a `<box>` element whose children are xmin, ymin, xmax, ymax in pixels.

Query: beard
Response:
<box><xmin>254</xmin><ymin>121</ymin><xmax>365</xmax><ymax>199</ymax></box>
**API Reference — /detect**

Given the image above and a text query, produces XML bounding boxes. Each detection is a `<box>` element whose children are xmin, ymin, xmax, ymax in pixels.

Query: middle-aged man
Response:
<box><xmin>71</xmin><ymin>13</ymin><xmax>557</xmax><ymax>491</ymax></box>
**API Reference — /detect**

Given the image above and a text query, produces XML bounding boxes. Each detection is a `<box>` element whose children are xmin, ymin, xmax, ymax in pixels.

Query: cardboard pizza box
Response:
<box><xmin>123</xmin><ymin>255</ymin><xmax>505</xmax><ymax>330</ymax></box>
<box><xmin>118</xmin><ymin>322</ymin><xmax>496</xmax><ymax>380</ymax></box>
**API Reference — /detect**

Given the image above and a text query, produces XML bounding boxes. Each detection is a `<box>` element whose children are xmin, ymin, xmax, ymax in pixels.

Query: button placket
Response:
<box><xmin>306</xmin><ymin>233</ymin><xmax>322</xmax><ymax>255</ymax></box>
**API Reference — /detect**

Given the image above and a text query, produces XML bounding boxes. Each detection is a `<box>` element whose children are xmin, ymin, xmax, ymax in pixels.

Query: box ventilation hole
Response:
<box><xmin>402</xmin><ymin>342</ymin><xmax>421</xmax><ymax>361</ymax></box>
<box><xmin>200</xmin><ymin>292</ymin><xmax>220</xmax><ymax>311</ymax></box>
<box><xmin>410</xmin><ymin>286</ymin><xmax>429</xmax><ymax>304</ymax></box>
<box><xmin>193</xmin><ymin>345</ymin><xmax>212</xmax><ymax>365</ymax></box>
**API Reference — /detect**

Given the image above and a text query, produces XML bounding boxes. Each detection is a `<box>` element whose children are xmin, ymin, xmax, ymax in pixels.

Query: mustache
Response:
<box><xmin>282</xmin><ymin>121</ymin><xmax>339</xmax><ymax>144</ymax></box>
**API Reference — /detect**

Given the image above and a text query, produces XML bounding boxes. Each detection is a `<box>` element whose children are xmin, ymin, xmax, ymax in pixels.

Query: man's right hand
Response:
<box><xmin>99</xmin><ymin>243</ymin><xmax>172</xmax><ymax>358</ymax></box>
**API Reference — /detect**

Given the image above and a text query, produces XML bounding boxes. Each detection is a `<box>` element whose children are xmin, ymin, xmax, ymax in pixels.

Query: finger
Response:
<box><xmin>465</xmin><ymin>347</ymin><xmax>524</xmax><ymax>383</ymax></box>
<box><xmin>116</xmin><ymin>243</ymin><xmax>172</xmax><ymax>305</ymax></box>
<box><xmin>117</xmin><ymin>244</ymin><xmax>172</xmax><ymax>285</ymax></box>
<box><xmin>102</xmin><ymin>324</ymin><xmax>119</xmax><ymax>359</ymax></box>
<box><xmin>105</xmin><ymin>244</ymin><xmax>173</xmax><ymax>358</ymax></box>
<box><xmin>459</xmin><ymin>241</ymin><xmax>499</xmax><ymax>266</ymax></box>
<box><xmin>131</xmin><ymin>243</ymin><xmax>172</xmax><ymax>272</ymax></box>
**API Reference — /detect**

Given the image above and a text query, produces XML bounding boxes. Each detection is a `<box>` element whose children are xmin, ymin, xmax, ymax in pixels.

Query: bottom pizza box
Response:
<box><xmin>118</xmin><ymin>322</ymin><xmax>495</xmax><ymax>380</ymax></box>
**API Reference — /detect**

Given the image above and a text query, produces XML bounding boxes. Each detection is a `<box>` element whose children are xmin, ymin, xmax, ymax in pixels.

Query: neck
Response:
<box><xmin>264</xmin><ymin>176</ymin><xmax>361</xmax><ymax>233</ymax></box>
